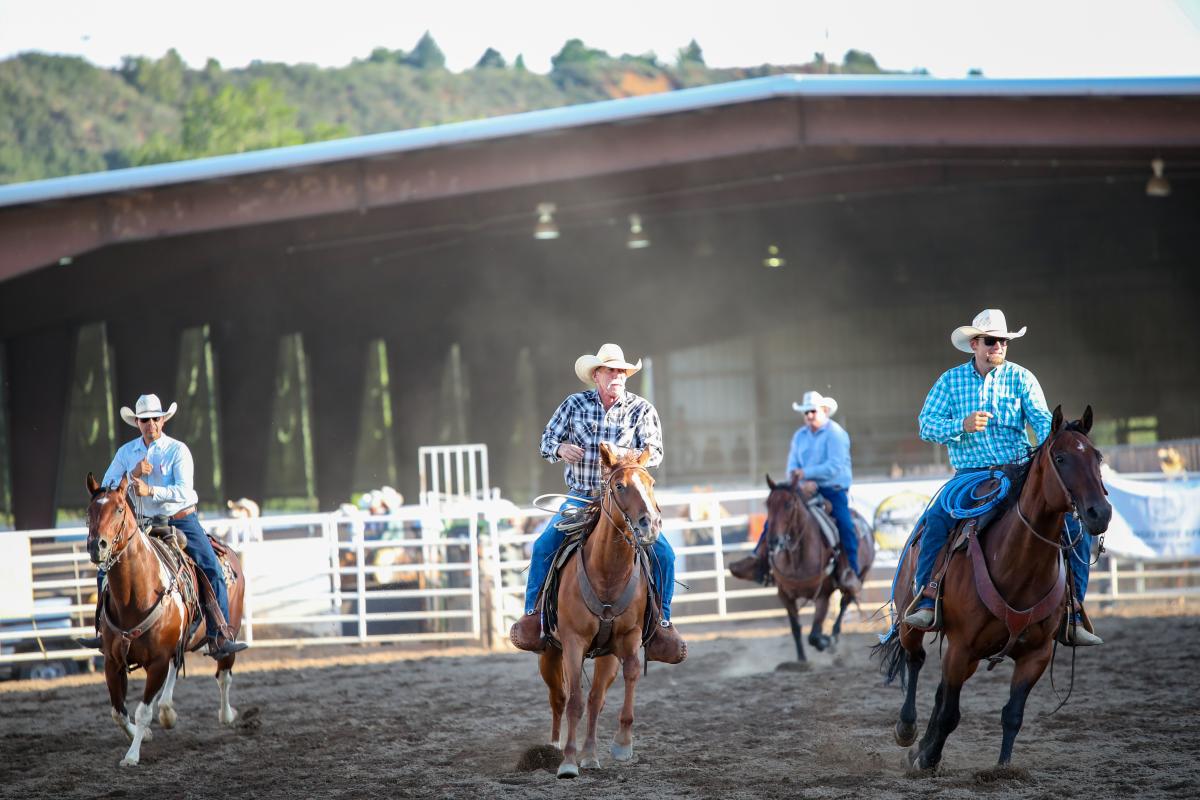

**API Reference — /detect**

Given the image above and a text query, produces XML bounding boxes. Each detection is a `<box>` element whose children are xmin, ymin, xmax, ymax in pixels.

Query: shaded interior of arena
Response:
<box><xmin>1</xmin><ymin>80</ymin><xmax>1198</xmax><ymax>527</ymax></box>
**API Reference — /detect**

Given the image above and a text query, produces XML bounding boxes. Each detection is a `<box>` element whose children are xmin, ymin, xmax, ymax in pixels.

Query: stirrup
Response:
<box><xmin>76</xmin><ymin>634</ymin><xmax>103</xmax><ymax>649</ymax></box>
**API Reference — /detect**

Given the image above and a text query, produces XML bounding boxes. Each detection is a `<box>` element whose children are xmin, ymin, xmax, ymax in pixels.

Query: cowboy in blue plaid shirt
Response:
<box><xmin>902</xmin><ymin>310</ymin><xmax>1101</xmax><ymax>646</ymax></box>
<box><xmin>509</xmin><ymin>343</ymin><xmax>686</xmax><ymax>663</ymax></box>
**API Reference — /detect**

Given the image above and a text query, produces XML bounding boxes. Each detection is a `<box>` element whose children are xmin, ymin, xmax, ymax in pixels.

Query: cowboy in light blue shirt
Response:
<box><xmin>731</xmin><ymin>391</ymin><xmax>862</xmax><ymax>596</ymax></box>
<box><xmin>79</xmin><ymin>393</ymin><xmax>247</xmax><ymax>657</ymax></box>
<box><xmin>902</xmin><ymin>310</ymin><xmax>1101</xmax><ymax>646</ymax></box>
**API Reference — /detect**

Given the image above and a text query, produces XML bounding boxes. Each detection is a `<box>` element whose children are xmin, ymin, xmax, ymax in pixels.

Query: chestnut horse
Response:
<box><xmin>875</xmin><ymin>407</ymin><xmax>1111</xmax><ymax>770</ymax></box>
<box><xmin>763</xmin><ymin>474</ymin><xmax>875</xmax><ymax>661</ymax></box>
<box><xmin>539</xmin><ymin>443</ymin><xmax>662</xmax><ymax>778</ymax></box>
<box><xmin>85</xmin><ymin>473</ymin><xmax>247</xmax><ymax>767</ymax></box>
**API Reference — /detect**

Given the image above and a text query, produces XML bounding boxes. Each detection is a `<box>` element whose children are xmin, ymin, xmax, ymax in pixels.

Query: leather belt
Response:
<box><xmin>170</xmin><ymin>505</ymin><xmax>196</xmax><ymax>520</ymax></box>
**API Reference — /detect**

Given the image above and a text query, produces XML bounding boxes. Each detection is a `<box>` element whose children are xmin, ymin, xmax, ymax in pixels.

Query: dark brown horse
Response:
<box><xmin>85</xmin><ymin>473</ymin><xmax>247</xmax><ymax>767</ymax></box>
<box><xmin>539</xmin><ymin>443</ymin><xmax>661</xmax><ymax>778</ymax></box>
<box><xmin>763</xmin><ymin>474</ymin><xmax>875</xmax><ymax>661</ymax></box>
<box><xmin>876</xmin><ymin>407</ymin><xmax>1111</xmax><ymax>770</ymax></box>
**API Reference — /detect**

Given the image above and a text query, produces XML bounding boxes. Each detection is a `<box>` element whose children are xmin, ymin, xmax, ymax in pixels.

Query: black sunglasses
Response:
<box><xmin>978</xmin><ymin>336</ymin><xmax>1009</xmax><ymax>347</ymax></box>
<box><xmin>138</xmin><ymin>416</ymin><xmax>163</xmax><ymax>424</ymax></box>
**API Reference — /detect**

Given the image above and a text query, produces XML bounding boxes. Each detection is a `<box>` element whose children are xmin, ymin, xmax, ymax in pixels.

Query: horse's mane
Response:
<box><xmin>994</xmin><ymin>419</ymin><xmax>1096</xmax><ymax>515</ymax></box>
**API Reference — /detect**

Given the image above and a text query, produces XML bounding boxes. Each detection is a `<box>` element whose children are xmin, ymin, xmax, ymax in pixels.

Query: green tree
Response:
<box><xmin>130</xmin><ymin>79</ymin><xmax>344</xmax><ymax>165</ymax></box>
<box><xmin>119</xmin><ymin>48</ymin><xmax>187</xmax><ymax>104</ymax></box>
<box><xmin>404</xmin><ymin>32</ymin><xmax>446</xmax><ymax>69</ymax></box>
<box><xmin>551</xmin><ymin>38</ymin><xmax>609</xmax><ymax>70</ymax></box>
<box><xmin>475</xmin><ymin>47</ymin><xmax>506</xmax><ymax>69</ymax></box>
<box><xmin>676</xmin><ymin>39</ymin><xmax>705</xmax><ymax>67</ymax></box>
<box><xmin>513</xmin><ymin>54</ymin><xmax>527</xmax><ymax>71</ymax></box>
<box><xmin>841</xmin><ymin>49</ymin><xmax>881</xmax><ymax>74</ymax></box>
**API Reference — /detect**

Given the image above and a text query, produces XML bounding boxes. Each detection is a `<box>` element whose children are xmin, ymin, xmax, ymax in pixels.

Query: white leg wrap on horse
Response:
<box><xmin>217</xmin><ymin>668</ymin><xmax>237</xmax><ymax>725</ymax></box>
<box><xmin>158</xmin><ymin>661</ymin><xmax>179</xmax><ymax>729</ymax></box>
<box><xmin>120</xmin><ymin>702</ymin><xmax>154</xmax><ymax>766</ymax></box>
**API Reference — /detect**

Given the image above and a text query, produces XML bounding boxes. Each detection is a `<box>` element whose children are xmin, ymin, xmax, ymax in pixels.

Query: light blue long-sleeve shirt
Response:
<box><xmin>918</xmin><ymin>359</ymin><xmax>1052</xmax><ymax>470</ymax></box>
<box><xmin>786</xmin><ymin>419</ymin><xmax>853</xmax><ymax>490</ymax></box>
<box><xmin>101</xmin><ymin>433</ymin><xmax>199</xmax><ymax>517</ymax></box>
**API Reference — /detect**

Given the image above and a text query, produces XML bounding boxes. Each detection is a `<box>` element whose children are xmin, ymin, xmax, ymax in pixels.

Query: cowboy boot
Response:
<box><xmin>645</xmin><ymin>619</ymin><xmax>688</xmax><ymax>664</ymax></box>
<box><xmin>838</xmin><ymin>566</ymin><xmax>863</xmax><ymax>598</ymax></box>
<box><xmin>902</xmin><ymin>606</ymin><xmax>937</xmax><ymax>630</ymax></box>
<box><xmin>1059</xmin><ymin>612</ymin><xmax>1103</xmax><ymax>647</ymax></box>
<box><xmin>508</xmin><ymin>612</ymin><xmax>547</xmax><ymax>653</ymax></box>
<box><xmin>194</xmin><ymin>569</ymin><xmax>248</xmax><ymax>657</ymax></box>
<box><xmin>729</xmin><ymin>549</ymin><xmax>770</xmax><ymax>585</ymax></box>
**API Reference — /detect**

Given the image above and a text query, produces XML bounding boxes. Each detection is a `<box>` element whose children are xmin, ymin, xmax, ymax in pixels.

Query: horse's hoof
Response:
<box><xmin>159</xmin><ymin>706</ymin><xmax>177</xmax><ymax>729</ymax></box>
<box><xmin>808</xmin><ymin>635</ymin><xmax>830</xmax><ymax>652</ymax></box>
<box><xmin>220</xmin><ymin>707</ymin><xmax>238</xmax><ymax>726</ymax></box>
<box><xmin>557</xmin><ymin>762</ymin><xmax>580</xmax><ymax>779</ymax></box>
<box><xmin>119</xmin><ymin>758</ymin><xmax>139</xmax><ymax>768</ymax></box>
<box><xmin>894</xmin><ymin>721</ymin><xmax>917</xmax><ymax>748</ymax></box>
<box><xmin>611</xmin><ymin>741</ymin><xmax>634</xmax><ymax>762</ymax></box>
<box><xmin>580</xmin><ymin>756</ymin><xmax>601</xmax><ymax>770</ymax></box>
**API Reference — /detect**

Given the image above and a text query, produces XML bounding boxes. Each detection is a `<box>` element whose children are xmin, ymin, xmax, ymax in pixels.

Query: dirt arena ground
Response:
<box><xmin>1</xmin><ymin>607</ymin><xmax>1197</xmax><ymax>799</ymax></box>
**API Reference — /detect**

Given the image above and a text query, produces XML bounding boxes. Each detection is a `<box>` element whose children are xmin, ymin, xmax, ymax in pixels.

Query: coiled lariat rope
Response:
<box><xmin>939</xmin><ymin>469</ymin><xmax>1011</xmax><ymax>519</ymax></box>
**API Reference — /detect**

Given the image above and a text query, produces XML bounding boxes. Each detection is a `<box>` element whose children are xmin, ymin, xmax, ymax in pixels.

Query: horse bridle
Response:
<box><xmin>599</xmin><ymin>464</ymin><xmax>655</xmax><ymax>550</ymax></box>
<box><xmin>1014</xmin><ymin>431</ymin><xmax>1090</xmax><ymax>552</ymax></box>
<box><xmin>92</xmin><ymin>489</ymin><xmax>136</xmax><ymax>572</ymax></box>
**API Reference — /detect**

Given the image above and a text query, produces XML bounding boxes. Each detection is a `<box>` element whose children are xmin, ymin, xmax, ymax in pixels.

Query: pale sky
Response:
<box><xmin>1</xmin><ymin>0</ymin><xmax>1199</xmax><ymax>77</ymax></box>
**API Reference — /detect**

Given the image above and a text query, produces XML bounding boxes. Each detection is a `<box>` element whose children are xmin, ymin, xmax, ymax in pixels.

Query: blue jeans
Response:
<box><xmin>98</xmin><ymin>513</ymin><xmax>232</xmax><ymax>630</ymax></box>
<box><xmin>912</xmin><ymin>470</ymin><xmax>1091</xmax><ymax>610</ymax></box>
<box><xmin>752</xmin><ymin>486</ymin><xmax>859</xmax><ymax>573</ymax></box>
<box><xmin>524</xmin><ymin>498</ymin><xmax>676</xmax><ymax>620</ymax></box>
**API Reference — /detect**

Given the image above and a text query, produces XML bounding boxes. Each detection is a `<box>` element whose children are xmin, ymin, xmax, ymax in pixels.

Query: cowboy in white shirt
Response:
<box><xmin>79</xmin><ymin>394</ymin><xmax>248</xmax><ymax>657</ymax></box>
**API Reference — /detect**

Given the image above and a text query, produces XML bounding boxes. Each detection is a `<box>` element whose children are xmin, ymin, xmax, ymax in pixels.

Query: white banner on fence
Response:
<box><xmin>1103</xmin><ymin>471</ymin><xmax>1200</xmax><ymax>558</ymax></box>
<box><xmin>846</xmin><ymin>474</ymin><xmax>1162</xmax><ymax>560</ymax></box>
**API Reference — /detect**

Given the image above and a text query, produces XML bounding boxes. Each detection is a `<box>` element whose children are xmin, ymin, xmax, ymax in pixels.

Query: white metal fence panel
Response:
<box><xmin>418</xmin><ymin>444</ymin><xmax>490</xmax><ymax>510</ymax></box>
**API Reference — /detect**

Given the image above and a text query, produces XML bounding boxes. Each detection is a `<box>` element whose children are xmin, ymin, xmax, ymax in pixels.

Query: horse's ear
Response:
<box><xmin>766</xmin><ymin>474</ymin><xmax>776</xmax><ymax>491</ymax></box>
<box><xmin>636</xmin><ymin>447</ymin><xmax>652</xmax><ymax>467</ymax></box>
<box><xmin>86</xmin><ymin>472</ymin><xmax>100</xmax><ymax>496</ymax></box>
<box><xmin>117</xmin><ymin>472</ymin><xmax>129</xmax><ymax>495</ymax></box>
<box><xmin>790</xmin><ymin>472</ymin><xmax>801</xmax><ymax>489</ymax></box>
<box><xmin>599</xmin><ymin>442</ymin><xmax>618</xmax><ymax>471</ymax></box>
<box><xmin>1051</xmin><ymin>405</ymin><xmax>1063</xmax><ymax>434</ymax></box>
<box><xmin>1081</xmin><ymin>405</ymin><xmax>1094</xmax><ymax>435</ymax></box>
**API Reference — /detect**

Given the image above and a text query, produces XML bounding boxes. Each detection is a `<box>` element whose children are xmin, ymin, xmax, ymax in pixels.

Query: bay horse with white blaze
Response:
<box><xmin>539</xmin><ymin>444</ymin><xmax>664</xmax><ymax>778</ymax></box>
<box><xmin>85</xmin><ymin>472</ymin><xmax>247</xmax><ymax>767</ymax></box>
<box><xmin>762</xmin><ymin>474</ymin><xmax>875</xmax><ymax>661</ymax></box>
<box><xmin>874</xmin><ymin>406</ymin><xmax>1111</xmax><ymax>770</ymax></box>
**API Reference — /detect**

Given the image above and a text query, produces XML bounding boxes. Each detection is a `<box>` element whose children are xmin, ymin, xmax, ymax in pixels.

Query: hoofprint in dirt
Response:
<box><xmin>0</xmin><ymin>613</ymin><xmax>1196</xmax><ymax>799</ymax></box>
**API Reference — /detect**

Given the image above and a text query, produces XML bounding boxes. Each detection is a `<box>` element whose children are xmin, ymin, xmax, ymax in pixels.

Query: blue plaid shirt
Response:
<box><xmin>918</xmin><ymin>360</ymin><xmax>1052</xmax><ymax>470</ymax></box>
<box><xmin>540</xmin><ymin>390</ymin><xmax>663</xmax><ymax>494</ymax></box>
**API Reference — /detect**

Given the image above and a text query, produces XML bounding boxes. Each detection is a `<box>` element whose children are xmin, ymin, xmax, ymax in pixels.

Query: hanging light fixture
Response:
<box><xmin>1145</xmin><ymin>158</ymin><xmax>1170</xmax><ymax>198</ymax></box>
<box><xmin>763</xmin><ymin>244</ymin><xmax>786</xmax><ymax>269</ymax></box>
<box><xmin>626</xmin><ymin>213</ymin><xmax>650</xmax><ymax>249</ymax></box>
<box><xmin>533</xmin><ymin>202</ymin><xmax>560</xmax><ymax>239</ymax></box>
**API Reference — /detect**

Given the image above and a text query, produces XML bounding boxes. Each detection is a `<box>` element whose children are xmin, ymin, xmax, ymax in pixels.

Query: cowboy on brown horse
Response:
<box><xmin>903</xmin><ymin>309</ymin><xmax>1101</xmax><ymax>645</ymax></box>
<box><xmin>729</xmin><ymin>390</ymin><xmax>863</xmax><ymax>598</ymax></box>
<box><xmin>508</xmin><ymin>343</ymin><xmax>686</xmax><ymax>664</ymax></box>
<box><xmin>78</xmin><ymin>393</ymin><xmax>247</xmax><ymax>658</ymax></box>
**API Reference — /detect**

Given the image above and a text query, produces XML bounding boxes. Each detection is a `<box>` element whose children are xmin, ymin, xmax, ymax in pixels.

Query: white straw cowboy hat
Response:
<box><xmin>574</xmin><ymin>343</ymin><xmax>643</xmax><ymax>386</ymax></box>
<box><xmin>792</xmin><ymin>390</ymin><xmax>838</xmax><ymax>417</ymax></box>
<box><xmin>119</xmin><ymin>393</ymin><xmax>178</xmax><ymax>428</ymax></box>
<box><xmin>951</xmin><ymin>309</ymin><xmax>1027</xmax><ymax>353</ymax></box>
<box><xmin>226</xmin><ymin>497</ymin><xmax>261</xmax><ymax>518</ymax></box>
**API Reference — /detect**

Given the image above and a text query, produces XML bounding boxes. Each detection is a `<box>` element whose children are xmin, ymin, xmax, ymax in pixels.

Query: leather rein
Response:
<box><xmin>969</xmin><ymin>430</ymin><xmax>1098</xmax><ymax>668</ymax></box>
<box><xmin>573</xmin><ymin>463</ymin><xmax>658</xmax><ymax>656</ymax></box>
<box><xmin>92</xmin><ymin>491</ymin><xmax>194</xmax><ymax>668</ymax></box>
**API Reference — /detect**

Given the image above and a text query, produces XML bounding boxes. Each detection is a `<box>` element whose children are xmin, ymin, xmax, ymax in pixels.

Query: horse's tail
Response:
<box><xmin>870</xmin><ymin>633</ymin><xmax>907</xmax><ymax>689</ymax></box>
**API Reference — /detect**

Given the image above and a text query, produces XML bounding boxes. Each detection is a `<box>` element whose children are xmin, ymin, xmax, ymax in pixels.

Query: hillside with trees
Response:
<box><xmin>0</xmin><ymin>34</ymin><xmax>895</xmax><ymax>186</ymax></box>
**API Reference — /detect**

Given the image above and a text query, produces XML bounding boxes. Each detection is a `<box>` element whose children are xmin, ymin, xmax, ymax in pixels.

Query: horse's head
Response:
<box><xmin>1042</xmin><ymin>405</ymin><xmax>1112</xmax><ymax>536</ymax></box>
<box><xmin>764</xmin><ymin>473</ymin><xmax>809</xmax><ymax>541</ymax></box>
<box><xmin>85</xmin><ymin>472</ymin><xmax>135</xmax><ymax>569</ymax></box>
<box><xmin>599</xmin><ymin>442</ymin><xmax>662</xmax><ymax>547</ymax></box>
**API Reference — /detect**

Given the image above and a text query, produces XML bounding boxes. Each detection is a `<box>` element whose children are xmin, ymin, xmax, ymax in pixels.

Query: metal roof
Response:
<box><xmin>2</xmin><ymin>73</ymin><xmax>1198</xmax><ymax>211</ymax></box>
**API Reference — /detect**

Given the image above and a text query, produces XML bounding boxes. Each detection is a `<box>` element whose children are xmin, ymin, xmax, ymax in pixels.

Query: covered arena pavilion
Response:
<box><xmin>1</xmin><ymin>74</ymin><xmax>1198</xmax><ymax>529</ymax></box>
